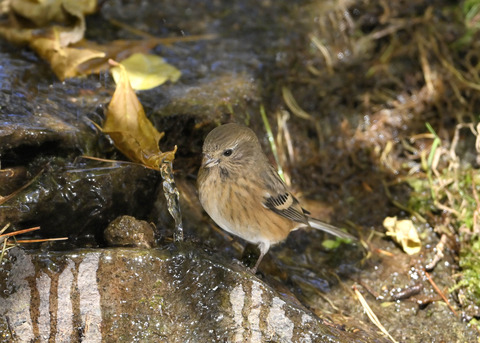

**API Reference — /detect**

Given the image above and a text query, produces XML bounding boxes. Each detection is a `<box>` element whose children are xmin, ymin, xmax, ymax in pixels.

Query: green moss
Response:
<box><xmin>450</xmin><ymin>237</ymin><xmax>480</xmax><ymax>305</ymax></box>
<box><xmin>402</xmin><ymin>123</ymin><xmax>480</xmax><ymax>319</ymax></box>
<box><xmin>405</xmin><ymin>177</ymin><xmax>434</xmax><ymax>214</ymax></box>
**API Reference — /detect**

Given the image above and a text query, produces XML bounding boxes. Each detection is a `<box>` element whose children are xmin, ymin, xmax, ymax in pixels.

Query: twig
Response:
<box><xmin>108</xmin><ymin>18</ymin><xmax>217</xmax><ymax>44</ymax></box>
<box><xmin>376</xmin><ymin>248</ymin><xmax>394</xmax><ymax>257</ymax></box>
<box><xmin>424</xmin><ymin>270</ymin><xmax>458</xmax><ymax>316</ymax></box>
<box><xmin>0</xmin><ymin>238</ymin><xmax>8</xmax><ymax>263</ymax></box>
<box><xmin>358</xmin><ymin>280</ymin><xmax>383</xmax><ymax>300</ymax></box>
<box><xmin>0</xmin><ymin>223</ymin><xmax>10</xmax><ymax>236</ymax></box>
<box><xmin>417</xmin><ymin>35</ymin><xmax>435</xmax><ymax>97</ymax></box>
<box><xmin>425</xmin><ymin>234</ymin><xmax>448</xmax><ymax>271</ymax></box>
<box><xmin>471</xmin><ymin>169</ymin><xmax>480</xmax><ymax>234</ymax></box>
<box><xmin>0</xmin><ymin>170</ymin><xmax>43</xmax><ymax>205</ymax></box>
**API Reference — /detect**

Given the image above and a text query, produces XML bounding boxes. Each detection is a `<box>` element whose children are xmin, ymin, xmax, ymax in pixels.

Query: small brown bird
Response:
<box><xmin>197</xmin><ymin>123</ymin><xmax>355</xmax><ymax>272</ymax></box>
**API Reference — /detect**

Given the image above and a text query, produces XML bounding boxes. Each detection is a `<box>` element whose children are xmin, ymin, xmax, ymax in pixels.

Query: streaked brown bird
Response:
<box><xmin>197</xmin><ymin>123</ymin><xmax>355</xmax><ymax>272</ymax></box>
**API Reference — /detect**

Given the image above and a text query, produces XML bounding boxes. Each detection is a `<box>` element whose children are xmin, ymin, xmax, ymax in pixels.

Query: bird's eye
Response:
<box><xmin>223</xmin><ymin>149</ymin><xmax>233</xmax><ymax>157</ymax></box>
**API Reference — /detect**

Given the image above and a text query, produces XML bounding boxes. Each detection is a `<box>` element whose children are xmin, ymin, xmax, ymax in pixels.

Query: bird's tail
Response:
<box><xmin>308</xmin><ymin>218</ymin><xmax>356</xmax><ymax>240</ymax></box>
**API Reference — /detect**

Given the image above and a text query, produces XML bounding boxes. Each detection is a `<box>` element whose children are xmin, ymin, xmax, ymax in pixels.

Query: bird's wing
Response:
<box><xmin>263</xmin><ymin>191</ymin><xmax>309</xmax><ymax>224</ymax></box>
<box><xmin>261</xmin><ymin>165</ymin><xmax>308</xmax><ymax>224</ymax></box>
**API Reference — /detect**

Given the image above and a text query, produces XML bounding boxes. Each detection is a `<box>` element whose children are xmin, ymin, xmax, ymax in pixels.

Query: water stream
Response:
<box><xmin>160</xmin><ymin>159</ymin><xmax>184</xmax><ymax>242</ymax></box>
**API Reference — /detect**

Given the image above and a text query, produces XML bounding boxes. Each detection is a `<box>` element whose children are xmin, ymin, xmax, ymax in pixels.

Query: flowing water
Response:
<box><xmin>160</xmin><ymin>159</ymin><xmax>184</xmax><ymax>242</ymax></box>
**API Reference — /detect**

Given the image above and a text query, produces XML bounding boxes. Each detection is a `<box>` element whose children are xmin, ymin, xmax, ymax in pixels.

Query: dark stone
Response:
<box><xmin>104</xmin><ymin>215</ymin><xmax>156</xmax><ymax>248</ymax></box>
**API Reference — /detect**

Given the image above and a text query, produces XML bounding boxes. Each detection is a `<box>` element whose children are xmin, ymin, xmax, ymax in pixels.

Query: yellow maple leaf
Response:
<box><xmin>103</xmin><ymin>60</ymin><xmax>175</xmax><ymax>169</ymax></box>
<box><xmin>111</xmin><ymin>53</ymin><xmax>181</xmax><ymax>91</ymax></box>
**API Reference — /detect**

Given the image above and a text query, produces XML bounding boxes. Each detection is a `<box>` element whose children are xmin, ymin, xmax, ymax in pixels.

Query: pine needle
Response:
<box><xmin>424</xmin><ymin>270</ymin><xmax>458</xmax><ymax>316</ymax></box>
<box><xmin>353</xmin><ymin>285</ymin><xmax>398</xmax><ymax>343</ymax></box>
<box><xmin>0</xmin><ymin>225</ymin><xmax>68</xmax><ymax>262</ymax></box>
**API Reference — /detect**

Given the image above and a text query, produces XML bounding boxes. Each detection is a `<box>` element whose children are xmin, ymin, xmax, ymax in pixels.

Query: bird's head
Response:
<box><xmin>201</xmin><ymin>123</ymin><xmax>264</xmax><ymax>175</ymax></box>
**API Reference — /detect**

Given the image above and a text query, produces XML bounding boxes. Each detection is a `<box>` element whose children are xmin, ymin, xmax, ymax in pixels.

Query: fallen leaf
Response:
<box><xmin>30</xmin><ymin>28</ymin><xmax>105</xmax><ymax>80</ymax></box>
<box><xmin>74</xmin><ymin>38</ymin><xmax>161</xmax><ymax>74</ymax></box>
<box><xmin>11</xmin><ymin>0</ymin><xmax>71</xmax><ymax>27</ymax></box>
<box><xmin>111</xmin><ymin>53</ymin><xmax>181</xmax><ymax>90</ymax></box>
<box><xmin>0</xmin><ymin>0</ymin><xmax>214</xmax><ymax>80</ymax></box>
<box><xmin>383</xmin><ymin>216</ymin><xmax>421</xmax><ymax>255</ymax></box>
<box><xmin>10</xmin><ymin>0</ymin><xmax>97</xmax><ymax>46</ymax></box>
<box><xmin>103</xmin><ymin>60</ymin><xmax>175</xmax><ymax>169</ymax></box>
<box><xmin>0</xmin><ymin>26</ymin><xmax>105</xmax><ymax>80</ymax></box>
<box><xmin>0</xmin><ymin>26</ymin><xmax>33</xmax><ymax>45</ymax></box>
<box><xmin>0</xmin><ymin>0</ymin><xmax>102</xmax><ymax>80</ymax></box>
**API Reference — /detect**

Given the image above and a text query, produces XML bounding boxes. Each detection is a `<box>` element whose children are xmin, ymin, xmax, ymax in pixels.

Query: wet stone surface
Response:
<box><xmin>0</xmin><ymin>247</ymin><xmax>387</xmax><ymax>343</ymax></box>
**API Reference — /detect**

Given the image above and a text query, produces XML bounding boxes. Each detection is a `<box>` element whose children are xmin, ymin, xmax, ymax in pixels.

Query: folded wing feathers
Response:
<box><xmin>263</xmin><ymin>191</ymin><xmax>356</xmax><ymax>240</ymax></box>
<box><xmin>263</xmin><ymin>192</ymin><xmax>308</xmax><ymax>224</ymax></box>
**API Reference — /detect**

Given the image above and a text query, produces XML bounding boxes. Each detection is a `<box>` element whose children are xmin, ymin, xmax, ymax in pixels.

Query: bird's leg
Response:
<box><xmin>251</xmin><ymin>242</ymin><xmax>269</xmax><ymax>273</ymax></box>
<box><xmin>251</xmin><ymin>251</ymin><xmax>265</xmax><ymax>273</ymax></box>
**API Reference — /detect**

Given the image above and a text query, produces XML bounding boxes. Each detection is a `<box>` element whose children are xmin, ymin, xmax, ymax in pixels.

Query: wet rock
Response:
<box><xmin>0</xmin><ymin>112</ymin><xmax>84</xmax><ymax>155</ymax></box>
<box><xmin>0</xmin><ymin>166</ymin><xmax>28</xmax><ymax>196</ymax></box>
<box><xmin>104</xmin><ymin>215</ymin><xmax>155</xmax><ymax>248</ymax></box>
<box><xmin>0</xmin><ymin>54</ymin><xmax>107</xmax><ymax>160</ymax></box>
<box><xmin>0</xmin><ymin>247</ymin><xmax>386</xmax><ymax>342</ymax></box>
<box><xmin>152</xmin><ymin>73</ymin><xmax>260</xmax><ymax>120</ymax></box>
<box><xmin>0</xmin><ymin>159</ymin><xmax>160</xmax><ymax>238</ymax></box>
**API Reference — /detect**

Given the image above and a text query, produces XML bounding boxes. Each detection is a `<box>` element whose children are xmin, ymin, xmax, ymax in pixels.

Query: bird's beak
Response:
<box><xmin>202</xmin><ymin>154</ymin><xmax>219</xmax><ymax>168</ymax></box>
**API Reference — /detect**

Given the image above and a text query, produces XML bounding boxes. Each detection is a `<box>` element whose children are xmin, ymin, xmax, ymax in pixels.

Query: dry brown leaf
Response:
<box><xmin>0</xmin><ymin>0</ymin><xmax>102</xmax><ymax>79</ymax></box>
<box><xmin>0</xmin><ymin>25</ymin><xmax>105</xmax><ymax>79</ymax></box>
<box><xmin>29</xmin><ymin>28</ymin><xmax>105</xmax><ymax>80</ymax></box>
<box><xmin>9</xmin><ymin>0</ymin><xmax>96</xmax><ymax>46</ymax></box>
<box><xmin>0</xmin><ymin>25</ymin><xmax>33</xmax><ymax>45</ymax></box>
<box><xmin>10</xmin><ymin>0</ymin><xmax>96</xmax><ymax>28</ymax></box>
<box><xmin>103</xmin><ymin>60</ymin><xmax>175</xmax><ymax>169</ymax></box>
<box><xmin>0</xmin><ymin>1</ymin><xmax>214</xmax><ymax>79</ymax></box>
